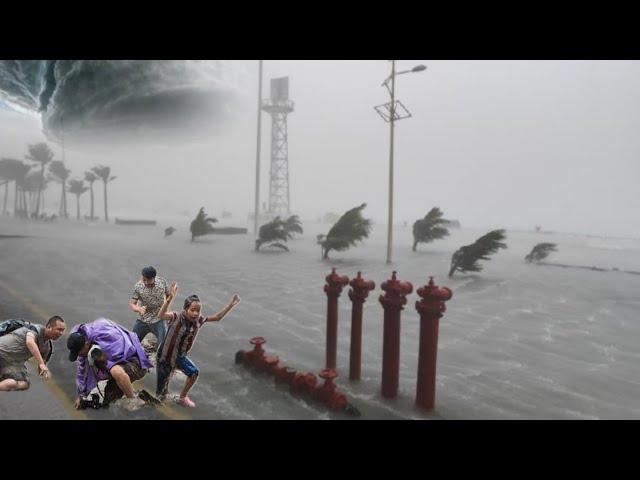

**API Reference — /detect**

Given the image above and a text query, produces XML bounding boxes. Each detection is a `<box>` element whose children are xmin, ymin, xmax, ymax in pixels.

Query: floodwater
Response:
<box><xmin>1</xmin><ymin>215</ymin><xmax>639</xmax><ymax>419</ymax></box>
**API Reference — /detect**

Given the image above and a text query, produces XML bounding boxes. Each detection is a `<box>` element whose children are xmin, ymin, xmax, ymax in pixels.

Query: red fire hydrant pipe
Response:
<box><xmin>348</xmin><ymin>272</ymin><xmax>375</xmax><ymax>381</ymax></box>
<box><xmin>415</xmin><ymin>277</ymin><xmax>452</xmax><ymax>411</ymax></box>
<box><xmin>324</xmin><ymin>268</ymin><xmax>349</xmax><ymax>370</ymax></box>
<box><xmin>379</xmin><ymin>271</ymin><xmax>413</xmax><ymax>399</ymax></box>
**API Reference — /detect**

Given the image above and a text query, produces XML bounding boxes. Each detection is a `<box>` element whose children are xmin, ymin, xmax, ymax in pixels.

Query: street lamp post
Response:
<box><xmin>386</xmin><ymin>60</ymin><xmax>396</xmax><ymax>266</ymax></box>
<box><xmin>375</xmin><ymin>61</ymin><xmax>427</xmax><ymax>264</ymax></box>
<box><xmin>254</xmin><ymin>60</ymin><xmax>263</xmax><ymax>235</ymax></box>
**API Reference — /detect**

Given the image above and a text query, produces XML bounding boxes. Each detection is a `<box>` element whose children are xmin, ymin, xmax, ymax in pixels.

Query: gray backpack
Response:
<box><xmin>0</xmin><ymin>319</ymin><xmax>53</xmax><ymax>363</ymax></box>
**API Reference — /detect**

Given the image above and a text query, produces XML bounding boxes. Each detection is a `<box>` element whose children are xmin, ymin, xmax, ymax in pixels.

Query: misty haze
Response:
<box><xmin>1</xmin><ymin>60</ymin><xmax>639</xmax><ymax>420</ymax></box>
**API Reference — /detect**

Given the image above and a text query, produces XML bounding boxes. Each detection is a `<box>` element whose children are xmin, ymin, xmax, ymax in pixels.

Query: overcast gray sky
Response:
<box><xmin>1</xmin><ymin>60</ymin><xmax>639</xmax><ymax>237</ymax></box>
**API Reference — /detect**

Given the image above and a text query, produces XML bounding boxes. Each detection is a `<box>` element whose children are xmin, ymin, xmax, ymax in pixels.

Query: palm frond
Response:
<box><xmin>449</xmin><ymin>229</ymin><xmax>507</xmax><ymax>277</ymax></box>
<box><xmin>256</xmin><ymin>216</ymin><xmax>290</xmax><ymax>251</ymax></box>
<box><xmin>412</xmin><ymin>207</ymin><xmax>450</xmax><ymax>250</ymax></box>
<box><xmin>92</xmin><ymin>165</ymin><xmax>115</xmax><ymax>183</ymax></box>
<box><xmin>49</xmin><ymin>160</ymin><xmax>71</xmax><ymax>182</ymax></box>
<box><xmin>84</xmin><ymin>171</ymin><xmax>97</xmax><ymax>184</ymax></box>
<box><xmin>68</xmin><ymin>179</ymin><xmax>88</xmax><ymax>196</ymax></box>
<box><xmin>321</xmin><ymin>203</ymin><xmax>371</xmax><ymax>259</ymax></box>
<box><xmin>190</xmin><ymin>207</ymin><xmax>217</xmax><ymax>240</ymax></box>
<box><xmin>0</xmin><ymin>158</ymin><xmax>31</xmax><ymax>182</ymax></box>
<box><xmin>525</xmin><ymin>243</ymin><xmax>558</xmax><ymax>263</ymax></box>
<box><xmin>284</xmin><ymin>215</ymin><xmax>303</xmax><ymax>238</ymax></box>
<box><xmin>25</xmin><ymin>142</ymin><xmax>54</xmax><ymax>166</ymax></box>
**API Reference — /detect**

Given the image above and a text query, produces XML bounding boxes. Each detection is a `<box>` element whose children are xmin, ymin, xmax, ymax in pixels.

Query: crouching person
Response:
<box><xmin>67</xmin><ymin>318</ymin><xmax>153</xmax><ymax>408</ymax></box>
<box><xmin>0</xmin><ymin>316</ymin><xmax>66</xmax><ymax>391</ymax></box>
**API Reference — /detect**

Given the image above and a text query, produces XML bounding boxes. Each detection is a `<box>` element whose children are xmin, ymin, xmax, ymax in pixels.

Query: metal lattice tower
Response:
<box><xmin>262</xmin><ymin>77</ymin><xmax>294</xmax><ymax>215</ymax></box>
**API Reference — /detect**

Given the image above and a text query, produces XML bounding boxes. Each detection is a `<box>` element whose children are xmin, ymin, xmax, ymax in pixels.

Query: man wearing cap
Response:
<box><xmin>129</xmin><ymin>266</ymin><xmax>171</xmax><ymax>351</ymax></box>
<box><xmin>0</xmin><ymin>316</ymin><xmax>66</xmax><ymax>391</ymax></box>
<box><xmin>67</xmin><ymin>318</ymin><xmax>153</xmax><ymax>408</ymax></box>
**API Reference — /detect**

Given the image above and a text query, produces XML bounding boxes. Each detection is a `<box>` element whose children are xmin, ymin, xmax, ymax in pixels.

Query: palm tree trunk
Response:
<box><xmin>89</xmin><ymin>183</ymin><xmax>94</xmax><ymax>220</ymax></box>
<box><xmin>76</xmin><ymin>194</ymin><xmax>80</xmax><ymax>220</ymax></box>
<box><xmin>103</xmin><ymin>181</ymin><xmax>108</xmax><ymax>223</ymax></box>
<box><xmin>21</xmin><ymin>190</ymin><xmax>27</xmax><ymax>218</ymax></box>
<box><xmin>63</xmin><ymin>181</ymin><xmax>68</xmax><ymax>218</ymax></box>
<box><xmin>412</xmin><ymin>239</ymin><xmax>418</xmax><ymax>252</ymax></box>
<box><xmin>34</xmin><ymin>165</ymin><xmax>43</xmax><ymax>217</ymax></box>
<box><xmin>448</xmin><ymin>265</ymin><xmax>456</xmax><ymax>278</ymax></box>
<box><xmin>3</xmin><ymin>181</ymin><xmax>8</xmax><ymax>215</ymax></box>
<box><xmin>322</xmin><ymin>247</ymin><xmax>329</xmax><ymax>259</ymax></box>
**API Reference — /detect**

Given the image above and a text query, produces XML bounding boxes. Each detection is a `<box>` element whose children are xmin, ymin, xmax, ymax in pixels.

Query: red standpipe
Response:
<box><xmin>313</xmin><ymin>369</ymin><xmax>348</xmax><ymax>410</ymax></box>
<box><xmin>348</xmin><ymin>272</ymin><xmax>375</xmax><ymax>381</ymax></box>
<box><xmin>324</xmin><ymin>268</ymin><xmax>349</xmax><ymax>369</ymax></box>
<box><xmin>379</xmin><ymin>271</ymin><xmax>413</xmax><ymax>399</ymax></box>
<box><xmin>235</xmin><ymin>338</ymin><xmax>361</xmax><ymax>417</ymax></box>
<box><xmin>415</xmin><ymin>277</ymin><xmax>452</xmax><ymax>411</ymax></box>
<box><xmin>235</xmin><ymin>336</ymin><xmax>267</xmax><ymax>368</ymax></box>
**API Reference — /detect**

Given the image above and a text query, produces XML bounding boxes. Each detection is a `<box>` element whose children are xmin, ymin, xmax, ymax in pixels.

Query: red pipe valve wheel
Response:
<box><xmin>235</xmin><ymin>336</ymin><xmax>267</xmax><ymax>367</ymax></box>
<box><xmin>315</xmin><ymin>368</ymin><xmax>347</xmax><ymax>410</ymax></box>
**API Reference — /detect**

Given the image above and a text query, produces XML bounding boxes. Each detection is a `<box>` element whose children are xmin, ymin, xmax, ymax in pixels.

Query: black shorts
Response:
<box><xmin>103</xmin><ymin>358</ymin><xmax>146</xmax><ymax>405</ymax></box>
<box><xmin>0</xmin><ymin>359</ymin><xmax>30</xmax><ymax>385</ymax></box>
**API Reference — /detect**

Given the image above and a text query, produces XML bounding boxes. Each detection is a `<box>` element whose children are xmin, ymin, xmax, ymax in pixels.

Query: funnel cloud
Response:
<box><xmin>0</xmin><ymin>60</ymin><xmax>249</xmax><ymax>144</ymax></box>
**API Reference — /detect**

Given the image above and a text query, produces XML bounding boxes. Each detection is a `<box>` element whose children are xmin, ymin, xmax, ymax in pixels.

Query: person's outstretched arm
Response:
<box><xmin>158</xmin><ymin>282</ymin><xmax>178</xmax><ymax>321</ymax></box>
<box><xmin>206</xmin><ymin>294</ymin><xmax>241</xmax><ymax>323</ymax></box>
<box><xmin>25</xmin><ymin>332</ymin><xmax>49</xmax><ymax>380</ymax></box>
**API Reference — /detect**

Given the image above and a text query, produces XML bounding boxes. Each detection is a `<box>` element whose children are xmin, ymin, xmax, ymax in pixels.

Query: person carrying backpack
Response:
<box><xmin>0</xmin><ymin>316</ymin><xmax>66</xmax><ymax>391</ymax></box>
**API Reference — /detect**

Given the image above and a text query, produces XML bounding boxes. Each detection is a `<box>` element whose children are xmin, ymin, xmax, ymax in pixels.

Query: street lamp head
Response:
<box><xmin>412</xmin><ymin>65</ymin><xmax>427</xmax><ymax>72</ymax></box>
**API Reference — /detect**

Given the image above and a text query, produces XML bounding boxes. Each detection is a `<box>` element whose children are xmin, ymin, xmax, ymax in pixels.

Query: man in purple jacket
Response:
<box><xmin>67</xmin><ymin>318</ymin><xmax>153</xmax><ymax>409</ymax></box>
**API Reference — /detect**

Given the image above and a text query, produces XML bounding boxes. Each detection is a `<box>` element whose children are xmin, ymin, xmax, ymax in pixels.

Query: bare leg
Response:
<box><xmin>0</xmin><ymin>378</ymin><xmax>18</xmax><ymax>391</ymax></box>
<box><xmin>0</xmin><ymin>379</ymin><xmax>29</xmax><ymax>391</ymax></box>
<box><xmin>110</xmin><ymin>364</ymin><xmax>136</xmax><ymax>398</ymax></box>
<box><xmin>180</xmin><ymin>374</ymin><xmax>198</xmax><ymax>399</ymax></box>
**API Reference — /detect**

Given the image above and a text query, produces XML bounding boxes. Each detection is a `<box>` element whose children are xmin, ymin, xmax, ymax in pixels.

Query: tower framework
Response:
<box><xmin>262</xmin><ymin>77</ymin><xmax>294</xmax><ymax>216</ymax></box>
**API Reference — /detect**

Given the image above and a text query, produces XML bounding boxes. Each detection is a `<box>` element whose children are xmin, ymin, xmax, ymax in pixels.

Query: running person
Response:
<box><xmin>155</xmin><ymin>283</ymin><xmax>240</xmax><ymax>407</ymax></box>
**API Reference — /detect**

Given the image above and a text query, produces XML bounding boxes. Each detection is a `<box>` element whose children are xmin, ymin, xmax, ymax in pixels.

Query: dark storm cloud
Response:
<box><xmin>0</xmin><ymin>60</ymin><xmax>247</xmax><ymax>144</ymax></box>
<box><xmin>0</xmin><ymin>60</ymin><xmax>47</xmax><ymax>111</ymax></box>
